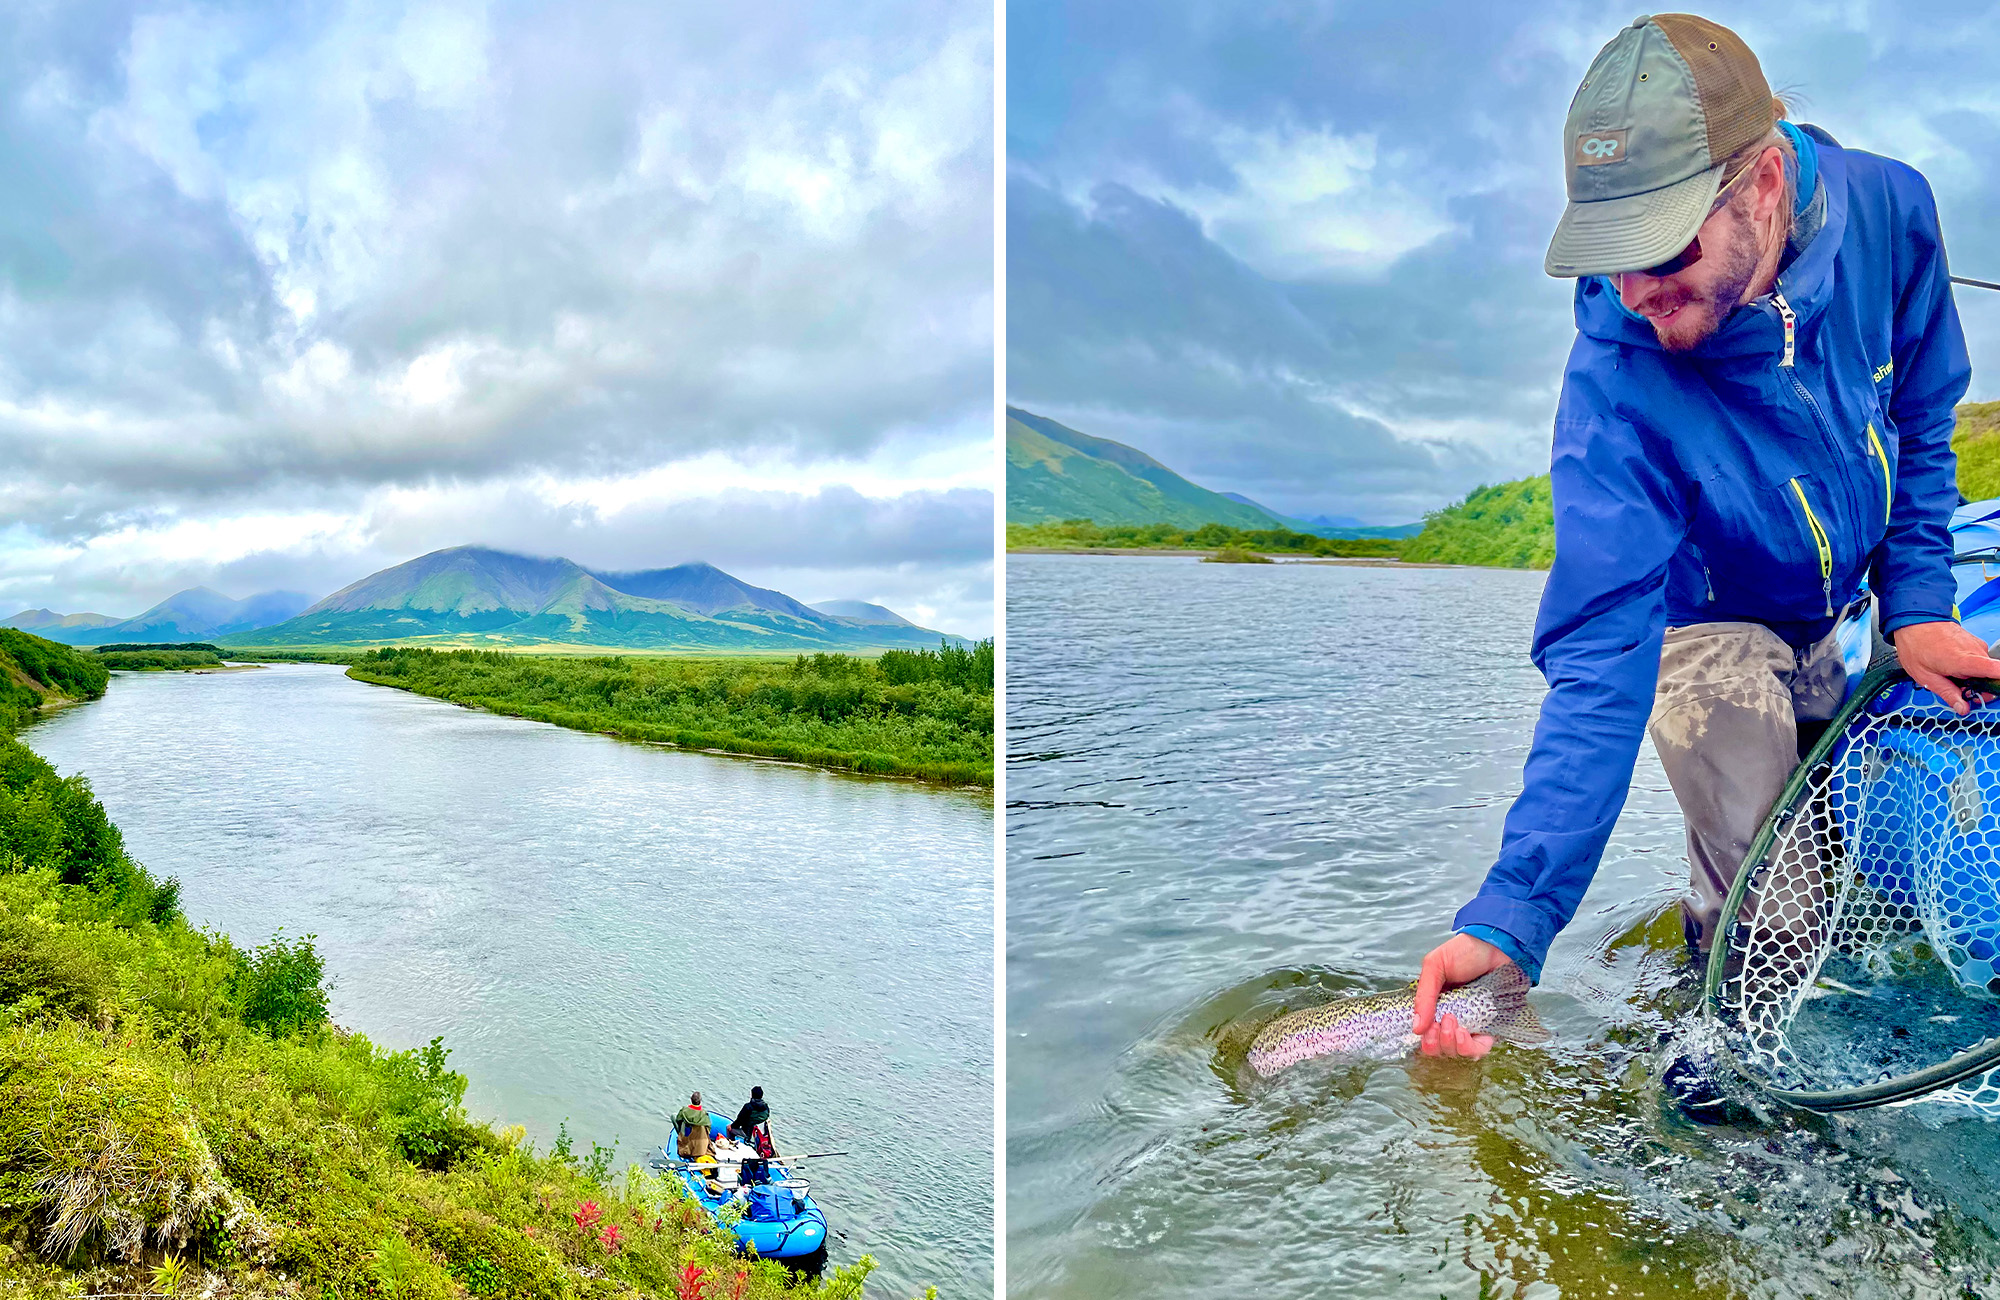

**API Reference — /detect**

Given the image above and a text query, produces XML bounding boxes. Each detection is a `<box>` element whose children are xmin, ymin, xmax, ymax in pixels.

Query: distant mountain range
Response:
<box><xmin>5</xmin><ymin>588</ymin><xmax>314</xmax><ymax>646</ymax></box>
<box><xmin>7</xmin><ymin>550</ymin><xmax>959</xmax><ymax>653</ymax></box>
<box><xmin>1006</xmin><ymin>406</ymin><xmax>1420</xmax><ymax>538</ymax></box>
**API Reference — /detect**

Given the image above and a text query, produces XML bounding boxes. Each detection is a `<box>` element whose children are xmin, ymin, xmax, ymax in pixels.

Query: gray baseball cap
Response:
<box><xmin>1545</xmin><ymin>14</ymin><xmax>1780</xmax><ymax>277</ymax></box>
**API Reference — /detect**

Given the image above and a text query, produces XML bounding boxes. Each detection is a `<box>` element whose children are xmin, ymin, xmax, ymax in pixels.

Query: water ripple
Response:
<box><xmin>1006</xmin><ymin>554</ymin><xmax>2000</xmax><ymax>1300</ymax></box>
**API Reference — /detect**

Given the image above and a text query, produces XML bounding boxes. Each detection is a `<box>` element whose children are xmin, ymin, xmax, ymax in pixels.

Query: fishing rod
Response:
<box><xmin>648</xmin><ymin>1150</ymin><xmax>850</xmax><ymax>1169</ymax></box>
<box><xmin>1955</xmin><ymin>276</ymin><xmax>2000</xmax><ymax>292</ymax></box>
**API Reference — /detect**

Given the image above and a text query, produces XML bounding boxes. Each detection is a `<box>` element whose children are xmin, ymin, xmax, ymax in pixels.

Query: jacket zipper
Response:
<box><xmin>1865</xmin><ymin>421</ymin><xmax>1892</xmax><ymax>526</ymax></box>
<box><xmin>1773</xmin><ymin>286</ymin><xmax>1859</xmax><ymax>617</ymax></box>
<box><xmin>1788</xmin><ymin>476</ymin><xmax>1835</xmax><ymax>616</ymax></box>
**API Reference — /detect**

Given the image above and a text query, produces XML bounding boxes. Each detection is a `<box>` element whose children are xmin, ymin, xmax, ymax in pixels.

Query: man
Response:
<box><xmin>675</xmin><ymin>1090</ymin><xmax>711</xmax><ymax>1161</ymax></box>
<box><xmin>1409</xmin><ymin>14</ymin><xmax>2000</xmax><ymax>1070</ymax></box>
<box><xmin>729</xmin><ymin>1085</ymin><xmax>772</xmax><ymax>1150</ymax></box>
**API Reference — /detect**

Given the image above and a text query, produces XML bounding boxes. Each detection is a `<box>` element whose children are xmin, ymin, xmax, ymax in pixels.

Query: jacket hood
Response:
<box><xmin>1572</xmin><ymin>126</ymin><xmax>1849</xmax><ymax>363</ymax></box>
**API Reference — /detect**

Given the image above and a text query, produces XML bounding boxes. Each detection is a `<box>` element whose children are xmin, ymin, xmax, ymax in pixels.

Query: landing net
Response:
<box><xmin>1704</xmin><ymin>660</ymin><xmax>2000</xmax><ymax>1113</ymax></box>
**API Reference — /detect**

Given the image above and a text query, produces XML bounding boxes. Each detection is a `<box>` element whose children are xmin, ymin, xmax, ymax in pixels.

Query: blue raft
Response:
<box><xmin>648</xmin><ymin>1112</ymin><xmax>829</xmax><ymax>1267</ymax></box>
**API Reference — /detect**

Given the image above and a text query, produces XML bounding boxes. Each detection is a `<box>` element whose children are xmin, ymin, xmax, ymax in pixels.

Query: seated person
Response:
<box><xmin>674</xmin><ymin>1090</ymin><xmax>711</xmax><ymax>1161</ymax></box>
<box><xmin>728</xmin><ymin>1085</ymin><xmax>772</xmax><ymax>1148</ymax></box>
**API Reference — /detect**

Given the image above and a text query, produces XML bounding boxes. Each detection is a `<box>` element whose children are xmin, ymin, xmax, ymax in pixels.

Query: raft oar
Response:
<box><xmin>1954</xmin><ymin>275</ymin><xmax>2000</xmax><ymax>292</ymax></box>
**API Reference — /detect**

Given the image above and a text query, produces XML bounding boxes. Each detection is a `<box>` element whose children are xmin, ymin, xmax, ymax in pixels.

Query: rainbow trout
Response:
<box><xmin>1245</xmin><ymin>965</ymin><xmax>1549</xmax><ymax>1077</ymax></box>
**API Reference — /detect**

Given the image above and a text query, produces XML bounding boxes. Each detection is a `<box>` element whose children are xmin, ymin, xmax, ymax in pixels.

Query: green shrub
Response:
<box><xmin>0</xmin><ymin>915</ymin><xmax>111</xmax><ymax>1022</ymax></box>
<box><xmin>237</xmin><ymin>932</ymin><xmax>330</xmax><ymax>1036</ymax></box>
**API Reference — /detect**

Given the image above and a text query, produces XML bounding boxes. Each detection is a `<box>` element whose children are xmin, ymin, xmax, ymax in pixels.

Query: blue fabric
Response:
<box><xmin>1455</xmin><ymin>924</ymin><xmax>1544</xmax><ymax>985</ymax></box>
<box><xmin>1778</xmin><ymin>120</ymin><xmax>1818</xmax><ymax>221</ymax></box>
<box><xmin>1454</xmin><ymin>129</ymin><xmax>1971</xmax><ymax>972</ymax></box>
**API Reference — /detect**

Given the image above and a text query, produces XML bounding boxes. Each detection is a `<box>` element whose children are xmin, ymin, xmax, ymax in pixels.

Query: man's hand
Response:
<box><xmin>1411</xmin><ymin>933</ymin><xmax>1511</xmax><ymax>1059</ymax></box>
<box><xmin>1893</xmin><ymin>620</ymin><xmax>2000</xmax><ymax>715</ymax></box>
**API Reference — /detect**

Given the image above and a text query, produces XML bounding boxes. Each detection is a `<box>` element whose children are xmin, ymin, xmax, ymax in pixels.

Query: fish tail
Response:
<box><xmin>1468</xmin><ymin>963</ymin><xmax>1551</xmax><ymax>1047</ymax></box>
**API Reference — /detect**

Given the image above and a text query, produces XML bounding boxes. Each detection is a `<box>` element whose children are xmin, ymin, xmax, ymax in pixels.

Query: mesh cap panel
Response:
<box><xmin>1653</xmin><ymin>13</ymin><xmax>1778</xmax><ymax>162</ymax></box>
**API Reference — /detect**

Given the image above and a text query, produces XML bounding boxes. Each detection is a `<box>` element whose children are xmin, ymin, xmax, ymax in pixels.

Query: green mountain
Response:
<box><xmin>218</xmin><ymin>546</ymin><xmax>966</xmax><ymax>652</ymax></box>
<box><xmin>1006</xmin><ymin>407</ymin><xmax>1283</xmax><ymax>529</ymax></box>
<box><xmin>5</xmin><ymin>588</ymin><xmax>313</xmax><ymax>645</ymax></box>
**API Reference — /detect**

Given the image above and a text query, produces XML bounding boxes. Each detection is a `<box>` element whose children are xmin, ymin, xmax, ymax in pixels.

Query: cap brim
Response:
<box><xmin>1544</xmin><ymin>163</ymin><xmax>1726</xmax><ymax>278</ymax></box>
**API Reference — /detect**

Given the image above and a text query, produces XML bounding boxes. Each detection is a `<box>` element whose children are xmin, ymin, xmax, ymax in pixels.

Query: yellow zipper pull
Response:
<box><xmin>1788</xmin><ymin>477</ymin><xmax>1834</xmax><ymax>616</ymax></box>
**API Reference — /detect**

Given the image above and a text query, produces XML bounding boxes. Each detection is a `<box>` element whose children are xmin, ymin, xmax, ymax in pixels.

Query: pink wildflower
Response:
<box><xmin>599</xmin><ymin>1222</ymin><xmax>625</xmax><ymax>1254</ymax></box>
<box><xmin>574</xmin><ymin>1199</ymin><xmax>604</xmax><ymax>1231</ymax></box>
<box><xmin>676</xmin><ymin>1262</ymin><xmax>709</xmax><ymax>1300</ymax></box>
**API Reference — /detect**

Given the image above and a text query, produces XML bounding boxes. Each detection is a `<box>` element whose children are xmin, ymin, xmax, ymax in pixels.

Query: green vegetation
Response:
<box><xmin>224</xmin><ymin>647</ymin><xmax>369</xmax><ymax>664</ymax></box>
<box><xmin>94</xmin><ymin>643</ymin><xmax>225</xmax><ymax>654</ymax></box>
<box><xmin>0</xmin><ymin>628</ymin><xmax>110</xmax><ymax>731</ymax></box>
<box><xmin>1954</xmin><ymin>400</ymin><xmax>2000</xmax><ymax>501</ymax></box>
<box><xmin>0</xmin><ymin>621</ymin><xmax>916</xmax><ymax>1296</ymax></box>
<box><xmin>1006</xmin><ymin>519</ymin><xmax>1404</xmax><ymax>558</ymax></box>
<box><xmin>1006</xmin><ymin>408</ymin><xmax>1281</xmax><ymax>529</ymax></box>
<box><xmin>1401</xmin><ymin>476</ymin><xmax>1557</xmax><ymax>570</ymax></box>
<box><xmin>94</xmin><ymin>649</ymin><xmax>224</xmax><ymax>670</ymax></box>
<box><xmin>347</xmin><ymin>644</ymin><xmax>995</xmax><ymax>786</ymax></box>
<box><xmin>1202</xmin><ymin>547</ymin><xmax>1271</xmax><ymax>564</ymax></box>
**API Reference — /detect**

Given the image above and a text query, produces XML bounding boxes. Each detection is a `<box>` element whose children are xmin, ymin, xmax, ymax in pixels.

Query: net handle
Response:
<box><xmin>1700</xmin><ymin>657</ymin><xmax>2000</xmax><ymax>1110</ymax></box>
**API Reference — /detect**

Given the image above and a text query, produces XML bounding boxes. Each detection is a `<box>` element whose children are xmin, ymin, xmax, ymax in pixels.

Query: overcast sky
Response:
<box><xmin>0</xmin><ymin>0</ymin><xmax>993</xmax><ymax>636</ymax></box>
<box><xmin>1008</xmin><ymin>0</ymin><xmax>2000</xmax><ymax>526</ymax></box>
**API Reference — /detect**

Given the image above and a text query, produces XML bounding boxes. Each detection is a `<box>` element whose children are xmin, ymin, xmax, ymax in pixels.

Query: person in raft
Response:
<box><xmin>675</xmin><ymin>1091</ymin><xmax>712</xmax><ymax>1161</ymax></box>
<box><xmin>729</xmin><ymin>1085</ymin><xmax>772</xmax><ymax>1150</ymax></box>
<box><xmin>1409</xmin><ymin>13</ymin><xmax>2000</xmax><ymax>1097</ymax></box>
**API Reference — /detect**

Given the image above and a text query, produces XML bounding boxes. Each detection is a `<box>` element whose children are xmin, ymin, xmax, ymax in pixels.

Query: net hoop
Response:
<box><xmin>1701</xmin><ymin>657</ymin><xmax>2000</xmax><ymax>1112</ymax></box>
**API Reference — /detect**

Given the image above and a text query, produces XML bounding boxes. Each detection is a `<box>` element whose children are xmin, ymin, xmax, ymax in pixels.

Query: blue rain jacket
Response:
<box><xmin>1454</xmin><ymin>128</ymin><xmax>1970</xmax><ymax>976</ymax></box>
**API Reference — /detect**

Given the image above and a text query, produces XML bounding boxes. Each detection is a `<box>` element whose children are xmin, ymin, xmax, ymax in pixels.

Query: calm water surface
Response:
<box><xmin>25</xmin><ymin>664</ymin><xmax>992</xmax><ymax>1299</ymax></box>
<box><xmin>1007</xmin><ymin>554</ymin><xmax>2000</xmax><ymax>1300</ymax></box>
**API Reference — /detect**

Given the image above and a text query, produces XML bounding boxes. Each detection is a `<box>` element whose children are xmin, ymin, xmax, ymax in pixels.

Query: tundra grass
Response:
<box><xmin>345</xmin><ymin>646</ymin><xmax>995</xmax><ymax>787</ymax></box>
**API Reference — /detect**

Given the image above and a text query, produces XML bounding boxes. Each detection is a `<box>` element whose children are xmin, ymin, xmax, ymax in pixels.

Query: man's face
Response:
<box><xmin>1616</xmin><ymin>196</ymin><xmax>1764</xmax><ymax>353</ymax></box>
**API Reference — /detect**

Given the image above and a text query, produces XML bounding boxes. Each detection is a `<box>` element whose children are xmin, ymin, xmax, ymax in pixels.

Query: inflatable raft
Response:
<box><xmin>648</xmin><ymin>1112</ymin><xmax>829</xmax><ymax>1267</ymax></box>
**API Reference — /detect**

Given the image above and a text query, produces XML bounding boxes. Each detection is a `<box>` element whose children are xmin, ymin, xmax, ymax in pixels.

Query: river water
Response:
<box><xmin>1006</xmin><ymin>554</ymin><xmax>2000</xmax><ymax>1300</ymax></box>
<box><xmin>23</xmin><ymin>664</ymin><xmax>992</xmax><ymax>1299</ymax></box>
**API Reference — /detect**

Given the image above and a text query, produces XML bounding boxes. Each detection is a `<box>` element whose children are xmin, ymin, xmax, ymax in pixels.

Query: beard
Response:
<box><xmin>1649</xmin><ymin>209</ymin><xmax>1765</xmax><ymax>354</ymax></box>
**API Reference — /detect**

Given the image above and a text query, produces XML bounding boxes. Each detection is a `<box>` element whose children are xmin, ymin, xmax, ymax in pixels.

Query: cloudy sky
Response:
<box><xmin>0</xmin><ymin>0</ymin><xmax>993</xmax><ymax>635</ymax></box>
<box><xmin>1008</xmin><ymin>0</ymin><xmax>2000</xmax><ymax>526</ymax></box>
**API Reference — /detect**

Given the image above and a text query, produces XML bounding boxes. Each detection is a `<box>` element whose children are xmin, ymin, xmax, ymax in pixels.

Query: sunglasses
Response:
<box><xmin>1626</xmin><ymin>163</ymin><xmax>1757</xmax><ymax>279</ymax></box>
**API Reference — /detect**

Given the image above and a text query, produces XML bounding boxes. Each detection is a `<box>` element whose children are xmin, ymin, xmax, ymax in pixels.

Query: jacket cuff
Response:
<box><xmin>1452</xmin><ymin>894</ymin><xmax>1559</xmax><ymax>976</ymax></box>
<box><xmin>1880</xmin><ymin>606</ymin><xmax>1959</xmax><ymax>638</ymax></box>
<box><xmin>1454</xmin><ymin>924</ymin><xmax>1543</xmax><ymax>984</ymax></box>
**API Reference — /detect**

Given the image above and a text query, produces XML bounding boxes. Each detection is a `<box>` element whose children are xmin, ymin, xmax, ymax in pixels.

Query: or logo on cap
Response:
<box><xmin>1575</xmin><ymin>129</ymin><xmax>1628</xmax><ymax>166</ymax></box>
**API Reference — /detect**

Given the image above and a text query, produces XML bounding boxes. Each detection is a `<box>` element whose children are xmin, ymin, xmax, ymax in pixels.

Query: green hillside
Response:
<box><xmin>1006</xmin><ymin>408</ymin><xmax>1281</xmax><ymax>529</ymax></box>
<box><xmin>1402</xmin><ymin>477</ymin><xmax>1557</xmax><ymax>569</ymax></box>
<box><xmin>1954</xmin><ymin>400</ymin><xmax>2000</xmax><ymax>500</ymax></box>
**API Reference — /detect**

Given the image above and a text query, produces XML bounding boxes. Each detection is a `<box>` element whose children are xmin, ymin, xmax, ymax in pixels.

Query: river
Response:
<box><xmin>23</xmin><ymin>663</ymin><xmax>993</xmax><ymax>1299</ymax></box>
<box><xmin>1006</xmin><ymin>553</ymin><xmax>2000</xmax><ymax>1300</ymax></box>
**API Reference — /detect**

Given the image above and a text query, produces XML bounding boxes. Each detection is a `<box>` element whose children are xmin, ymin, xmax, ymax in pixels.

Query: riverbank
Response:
<box><xmin>0</xmin><ymin>632</ymin><xmax>913</xmax><ymax>1297</ymax></box>
<box><xmin>344</xmin><ymin>645</ymin><xmax>995</xmax><ymax>787</ymax></box>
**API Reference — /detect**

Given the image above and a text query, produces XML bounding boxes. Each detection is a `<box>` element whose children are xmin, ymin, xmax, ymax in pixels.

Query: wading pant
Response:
<box><xmin>678</xmin><ymin>1124</ymin><xmax>710</xmax><ymax>1161</ymax></box>
<box><xmin>1647</xmin><ymin>622</ymin><xmax>1848</xmax><ymax>954</ymax></box>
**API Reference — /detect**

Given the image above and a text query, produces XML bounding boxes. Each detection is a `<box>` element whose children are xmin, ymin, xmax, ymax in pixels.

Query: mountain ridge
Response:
<box><xmin>219</xmin><ymin>546</ymin><xmax>964</xmax><ymax>651</ymax></box>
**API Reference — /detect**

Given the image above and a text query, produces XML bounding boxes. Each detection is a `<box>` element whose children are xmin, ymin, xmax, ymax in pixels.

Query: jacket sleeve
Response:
<box><xmin>1873</xmin><ymin>170</ymin><xmax>1971</xmax><ymax>634</ymax></box>
<box><xmin>1452</xmin><ymin>412</ymin><xmax>1691</xmax><ymax>974</ymax></box>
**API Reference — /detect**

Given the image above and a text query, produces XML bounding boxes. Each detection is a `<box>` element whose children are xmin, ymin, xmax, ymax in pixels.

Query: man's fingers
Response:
<box><xmin>1412</xmin><ymin>953</ymin><xmax>1442</xmax><ymax>1034</ymax></box>
<box><xmin>1915</xmin><ymin>670</ymin><xmax>1971</xmax><ymax>715</ymax></box>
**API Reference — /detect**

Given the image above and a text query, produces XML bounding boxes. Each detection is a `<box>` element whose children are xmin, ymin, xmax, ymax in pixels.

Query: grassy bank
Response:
<box><xmin>1005</xmin><ymin>519</ymin><xmax>1404</xmax><ymax>558</ymax></box>
<box><xmin>345</xmin><ymin>644</ymin><xmax>995</xmax><ymax>787</ymax></box>
<box><xmin>0</xmin><ymin>630</ymin><xmax>917</xmax><ymax>1297</ymax></box>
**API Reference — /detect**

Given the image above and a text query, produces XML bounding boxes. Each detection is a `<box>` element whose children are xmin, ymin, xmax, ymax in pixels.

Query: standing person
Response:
<box><xmin>675</xmin><ymin>1090</ymin><xmax>711</xmax><ymax>1161</ymax></box>
<box><xmin>1409</xmin><ymin>14</ymin><xmax>2000</xmax><ymax>1093</ymax></box>
<box><xmin>730</xmin><ymin>1085</ymin><xmax>772</xmax><ymax>1149</ymax></box>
